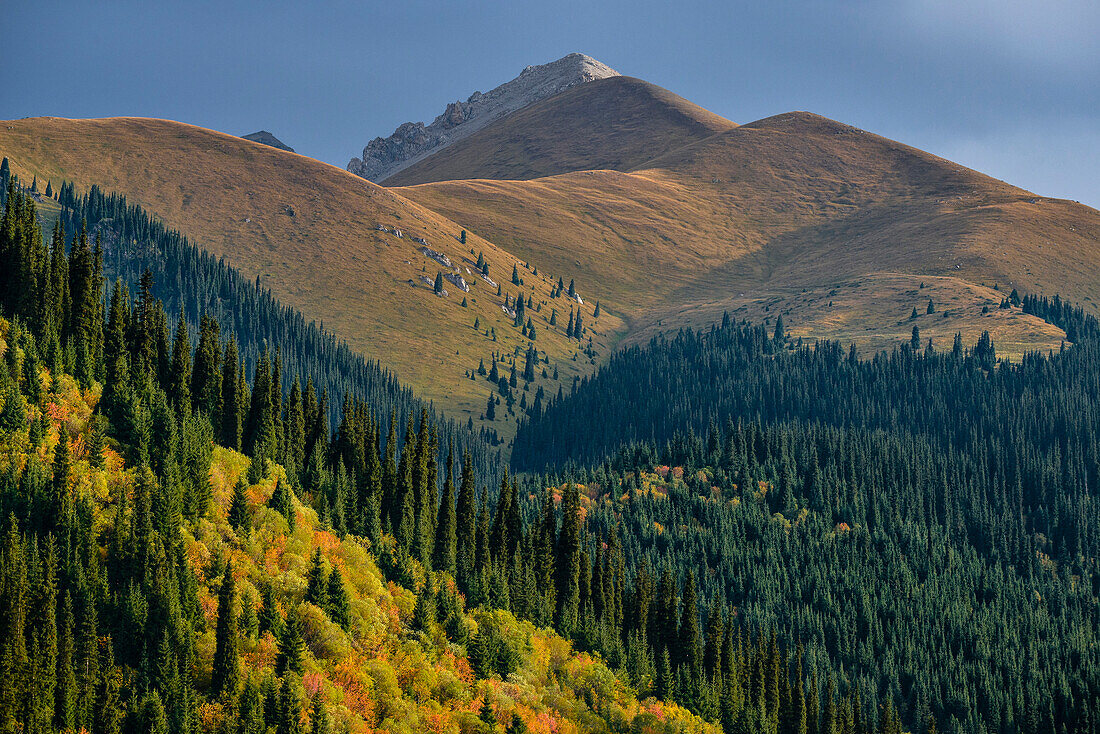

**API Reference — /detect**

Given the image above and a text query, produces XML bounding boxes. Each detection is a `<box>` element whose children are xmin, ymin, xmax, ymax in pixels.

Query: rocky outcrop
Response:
<box><xmin>347</xmin><ymin>53</ymin><xmax>619</xmax><ymax>183</ymax></box>
<box><xmin>242</xmin><ymin>130</ymin><xmax>294</xmax><ymax>152</ymax></box>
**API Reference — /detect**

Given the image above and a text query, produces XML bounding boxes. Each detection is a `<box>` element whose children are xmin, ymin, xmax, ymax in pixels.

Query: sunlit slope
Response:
<box><xmin>0</xmin><ymin>117</ymin><xmax>620</xmax><ymax>432</ymax></box>
<box><xmin>397</xmin><ymin>111</ymin><xmax>1100</xmax><ymax>356</ymax></box>
<box><xmin>382</xmin><ymin>75</ymin><xmax>737</xmax><ymax>185</ymax></box>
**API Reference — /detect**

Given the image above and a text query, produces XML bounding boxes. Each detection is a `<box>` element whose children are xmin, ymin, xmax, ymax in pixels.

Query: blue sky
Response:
<box><xmin>3</xmin><ymin>0</ymin><xmax>1098</xmax><ymax>208</ymax></box>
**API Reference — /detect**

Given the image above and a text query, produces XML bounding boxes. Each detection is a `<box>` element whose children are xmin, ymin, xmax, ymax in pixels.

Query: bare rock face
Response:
<box><xmin>348</xmin><ymin>53</ymin><xmax>619</xmax><ymax>183</ymax></box>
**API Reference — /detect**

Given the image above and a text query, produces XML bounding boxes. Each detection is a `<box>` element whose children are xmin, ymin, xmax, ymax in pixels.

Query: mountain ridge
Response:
<box><xmin>380</xmin><ymin>75</ymin><xmax>737</xmax><ymax>185</ymax></box>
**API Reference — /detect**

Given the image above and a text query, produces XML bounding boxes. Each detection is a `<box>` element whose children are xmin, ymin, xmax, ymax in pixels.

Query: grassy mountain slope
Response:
<box><xmin>381</xmin><ymin>76</ymin><xmax>736</xmax><ymax>185</ymax></box>
<box><xmin>395</xmin><ymin>110</ymin><xmax>1100</xmax><ymax>356</ymax></box>
<box><xmin>0</xmin><ymin>117</ymin><xmax>619</xmax><ymax>437</ymax></box>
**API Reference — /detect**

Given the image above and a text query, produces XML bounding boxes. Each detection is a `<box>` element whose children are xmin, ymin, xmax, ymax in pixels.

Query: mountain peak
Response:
<box><xmin>518</xmin><ymin>53</ymin><xmax>619</xmax><ymax>81</ymax></box>
<box><xmin>347</xmin><ymin>54</ymin><xmax>620</xmax><ymax>182</ymax></box>
<box><xmin>242</xmin><ymin>130</ymin><xmax>294</xmax><ymax>152</ymax></box>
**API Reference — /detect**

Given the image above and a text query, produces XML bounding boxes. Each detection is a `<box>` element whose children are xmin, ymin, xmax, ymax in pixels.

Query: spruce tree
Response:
<box><xmin>556</xmin><ymin>484</ymin><xmax>581</xmax><ymax>636</ymax></box>
<box><xmin>229</xmin><ymin>477</ymin><xmax>251</xmax><ymax>531</ymax></box>
<box><xmin>325</xmin><ymin>567</ymin><xmax>351</xmax><ymax>631</ymax></box>
<box><xmin>433</xmin><ymin>442</ymin><xmax>458</xmax><ymax>575</ymax></box>
<box><xmin>169</xmin><ymin>310</ymin><xmax>192</xmax><ymax>414</ymax></box>
<box><xmin>259</xmin><ymin>584</ymin><xmax>283</xmax><ymax>637</ymax></box>
<box><xmin>220</xmin><ymin>338</ymin><xmax>242</xmax><ymax>450</ymax></box>
<box><xmin>305</xmin><ymin>548</ymin><xmax>328</xmax><ymax>609</ymax></box>
<box><xmin>277</xmin><ymin>673</ymin><xmax>303</xmax><ymax>734</ymax></box>
<box><xmin>55</xmin><ymin>592</ymin><xmax>76</xmax><ymax>731</ymax></box>
<box><xmin>212</xmin><ymin>562</ymin><xmax>241</xmax><ymax>697</ymax></box>
<box><xmin>276</xmin><ymin>606</ymin><xmax>305</xmax><ymax>676</ymax></box>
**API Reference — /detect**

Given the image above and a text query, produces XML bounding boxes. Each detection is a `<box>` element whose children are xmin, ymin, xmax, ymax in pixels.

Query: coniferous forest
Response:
<box><xmin>1</xmin><ymin>164</ymin><xmax>1098</xmax><ymax>734</ymax></box>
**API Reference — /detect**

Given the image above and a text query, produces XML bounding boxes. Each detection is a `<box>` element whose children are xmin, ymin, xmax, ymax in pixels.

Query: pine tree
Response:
<box><xmin>456</xmin><ymin>450</ymin><xmax>477</xmax><ymax>591</ymax></box>
<box><xmin>276</xmin><ymin>606</ymin><xmax>305</xmax><ymax>676</ymax></box>
<box><xmin>305</xmin><ymin>548</ymin><xmax>328</xmax><ymax>609</ymax></box>
<box><xmin>434</xmin><ymin>271</ymin><xmax>444</xmax><ymax>295</ymax></box>
<box><xmin>93</xmin><ymin>639</ymin><xmax>122</xmax><ymax>734</ymax></box>
<box><xmin>433</xmin><ymin>441</ymin><xmax>458</xmax><ymax>575</ymax></box>
<box><xmin>229</xmin><ymin>477</ymin><xmax>251</xmax><ymax>531</ymax></box>
<box><xmin>139</xmin><ymin>691</ymin><xmax>169</xmax><ymax>734</ymax></box>
<box><xmin>325</xmin><ymin>567</ymin><xmax>351</xmax><ymax>631</ymax></box>
<box><xmin>259</xmin><ymin>584</ymin><xmax>282</xmax><ymax>637</ymax></box>
<box><xmin>212</xmin><ymin>562</ymin><xmax>241</xmax><ymax>697</ymax></box>
<box><xmin>277</xmin><ymin>673</ymin><xmax>303</xmax><ymax>734</ymax></box>
<box><xmin>239</xmin><ymin>678</ymin><xmax>265</xmax><ymax>734</ymax></box>
<box><xmin>269</xmin><ymin>479</ymin><xmax>296</xmax><ymax>531</ymax></box>
<box><xmin>191</xmin><ymin>313</ymin><xmax>222</xmax><ymax>417</ymax></box>
<box><xmin>169</xmin><ymin>310</ymin><xmax>192</xmax><ymax>414</ymax></box>
<box><xmin>309</xmin><ymin>692</ymin><xmax>330</xmax><ymax>734</ymax></box>
<box><xmin>55</xmin><ymin>592</ymin><xmax>76</xmax><ymax>731</ymax></box>
<box><xmin>679</xmin><ymin>572</ymin><xmax>703</xmax><ymax>675</ymax></box>
<box><xmin>221</xmin><ymin>338</ymin><xmax>243</xmax><ymax>450</ymax></box>
<box><xmin>479</xmin><ymin>695</ymin><xmax>498</xmax><ymax>728</ymax></box>
<box><xmin>556</xmin><ymin>483</ymin><xmax>581</xmax><ymax>636</ymax></box>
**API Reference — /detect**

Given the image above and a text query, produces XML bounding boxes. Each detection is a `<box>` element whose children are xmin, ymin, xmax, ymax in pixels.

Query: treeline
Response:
<box><xmin>511</xmin><ymin>314</ymin><xmax>1100</xmax><ymax>732</ymax></box>
<box><xmin>49</xmin><ymin>174</ymin><xmax>504</xmax><ymax>473</ymax></box>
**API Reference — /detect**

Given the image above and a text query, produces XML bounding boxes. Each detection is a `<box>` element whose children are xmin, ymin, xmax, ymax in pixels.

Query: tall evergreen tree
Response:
<box><xmin>212</xmin><ymin>562</ymin><xmax>241</xmax><ymax>697</ymax></box>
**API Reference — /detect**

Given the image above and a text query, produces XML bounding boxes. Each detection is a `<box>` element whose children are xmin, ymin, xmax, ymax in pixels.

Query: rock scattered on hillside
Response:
<box><xmin>347</xmin><ymin>53</ymin><xmax>619</xmax><ymax>183</ymax></box>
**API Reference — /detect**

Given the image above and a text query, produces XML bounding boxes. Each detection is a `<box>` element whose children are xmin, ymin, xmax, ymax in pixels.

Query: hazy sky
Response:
<box><xmin>3</xmin><ymin>0</ymin><xmax>1098</xmax><ymax>208</ymax></box>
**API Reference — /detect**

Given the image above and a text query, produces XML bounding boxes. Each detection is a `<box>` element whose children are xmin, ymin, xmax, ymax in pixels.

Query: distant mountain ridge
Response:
<box><xmin>242</xmin><ymin>129</ymin><xmax>294</xmax><ymax>152</ymax></box>
<box><xmin>347</xmin><ymin>53</ymin><xmax>619</xmax><ymax>182</ymax></box>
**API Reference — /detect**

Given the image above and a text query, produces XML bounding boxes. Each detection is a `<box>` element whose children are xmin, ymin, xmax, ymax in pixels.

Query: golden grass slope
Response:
<box><xmin>395</xmin><ymin>108</ymin><xmax>1100</xmax><ymax>357</ymax></box>
<box><xmin>381</xmin><ymin>76</ymin><xmax>737</xmax><ymax>185</ymax></box>
<box><xmin>0</xmin><ymin>117</ymin><xmax>619</xmax><ymax>436</ymax></box>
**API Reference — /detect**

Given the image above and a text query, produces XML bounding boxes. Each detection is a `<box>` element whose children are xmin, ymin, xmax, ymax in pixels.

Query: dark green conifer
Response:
<box><xmin>276</xmin><ymin>606</ymin><xmax>305</xmax><ymax>676</ymax></box>
<box><xmin>325</xmin><ymin>567</ymin><xmax>351</xmax><ymax>631</ymax></box>
<box><xmin>212</xmin><ymin>562</ymin><xmax>241</xmax><ymax>697</ymax></box>
<box><xmin>305</xmin><ymin>548</ymin><xmax>328</xmax><ymax>609</ymax></box>
<box><xmin>229</xmin><ymin>477</ymin><xmax>251</xmax><ymax>531</ymax></box>
<box><xmin>433</xmin><ymin>442</ymin><xmax>458</xmax><ymax>575</ymax></box>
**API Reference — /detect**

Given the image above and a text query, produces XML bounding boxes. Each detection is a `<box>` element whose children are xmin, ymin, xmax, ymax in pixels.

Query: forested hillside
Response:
<box><xmin>4</xmin><ymin>153</ymin><xmax>940</xmax><ymax>734</ymax></box>
<box><xmin>513</xmin><ymin>312</ymin><xmax>1100</xmax><ymax>732</ymax></box>
<box><xmin>0</xmin><ymin>181</ymin><xmax>728</xmax><ymax>733</ymax></box>
<box><xmin>3</xmin><ymin>156</ymin><xmax>1098</xmax><ymax>734</ymax></box>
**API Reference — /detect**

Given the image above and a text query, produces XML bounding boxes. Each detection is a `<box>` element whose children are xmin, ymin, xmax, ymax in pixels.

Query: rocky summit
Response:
<box><xmin>347</xmin><ymin>53</ymin><xmax>618</xmax><ymax>182</ymax></box>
